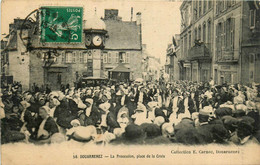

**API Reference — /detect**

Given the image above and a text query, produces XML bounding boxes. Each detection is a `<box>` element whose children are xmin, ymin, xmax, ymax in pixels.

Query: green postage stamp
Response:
<box><xmin>40</xmin><ymin>6</ymin><xmax>83</xmax><ymax>43</ymax></box>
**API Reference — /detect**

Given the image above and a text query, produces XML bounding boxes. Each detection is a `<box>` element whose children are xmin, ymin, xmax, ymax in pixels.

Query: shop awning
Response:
<box><xmin>109</xmin><ymin>63</ymin><xmax>131</xmax><ymax>73</ymax></box>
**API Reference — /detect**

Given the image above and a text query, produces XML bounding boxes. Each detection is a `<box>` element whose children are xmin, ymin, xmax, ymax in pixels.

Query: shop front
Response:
<box><xmin>216</xmin><ymin>64</ymin><xmax>238</xmax><ymax>85</ymax></box>
<box><xmin>189</xmin><ymin>43</ymin><xmax>212</xmax><ymax>83</ymax></box>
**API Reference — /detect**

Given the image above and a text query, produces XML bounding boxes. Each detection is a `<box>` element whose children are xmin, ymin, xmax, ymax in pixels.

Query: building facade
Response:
<box><xmin>147</xmin><ymin>56</ymin><xmax>161</xmax><ymax>82</ymax></box>
<box><xmin>102</xmin><ymin>10</ymin><xmax>142</xmax><ymax>81</ymax></box>
<box><xmin>241</xmin><ymin>1</ymin><xmax>260</xmax><ymax>84</ymax></box>
<box><xmin>4</xmin><ymin>9</ymin><xmax>143</xmax><ymax>90</ymax></box>
<box><xmin>178</xmin><ymin>0</ymin><xmax>260</xmax><ymax>85</ymax></box>
<box><xmin>213</xmin><ymin>0</ymin><xmax>242</xmax><ymax>85</ymax></box>
<box><xmin>179</xmin><ymin>0</ymin><xmax>213</xmax><ymax>83</ymax></box>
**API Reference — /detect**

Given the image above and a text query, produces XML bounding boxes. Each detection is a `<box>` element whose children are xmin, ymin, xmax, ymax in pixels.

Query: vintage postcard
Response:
<box><xmin>1</xmin><ymin>0</ymin><xmax>260</xmax><ymax>164</ymax></box>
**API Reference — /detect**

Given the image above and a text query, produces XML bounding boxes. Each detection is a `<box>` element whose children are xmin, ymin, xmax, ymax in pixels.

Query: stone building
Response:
<box><xmin>213</xmin><ymin>0</ymin><xmax>242</xmax><ymax>85</ymax></box>
<box><xmin>102</xmin><ymin>9</ymin><xmax>142</xmax><ymax>81</ymax></box>
<box><xmin>240</xmin><ymin>1</ymin><xmax>260</xmax><ymax>84</ymax></box>
<box><xmin>147</xmin><ymin>56</ymin><xmax>161</xmax><ymax>82</ymax></box>
<box><xmin>178</xmin><ymin>0</ymin><xmax>260</xmax><ymax>85</ymax></box>
<box><xmin>4</xmin><ymin>8</ymin><xmax>143</xmax><ymax>90</ymax></box>
<box><xmin>179</xmin><ymin>0</ymin><xmax>213</xmax><ymax>83</ymax></box>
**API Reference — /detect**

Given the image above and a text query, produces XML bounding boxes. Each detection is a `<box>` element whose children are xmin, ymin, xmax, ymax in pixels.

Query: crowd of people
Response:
<box><xmin>1</xmin><ymin>80</ymin><xmax>260</xmax><ymax>145</ymax></box>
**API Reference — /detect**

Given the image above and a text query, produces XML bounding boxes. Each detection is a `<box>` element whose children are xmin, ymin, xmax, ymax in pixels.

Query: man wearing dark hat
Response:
<box><xmin>168</xmin><ymin>89</ymin><xmax>182</xmax><ymax>118</ymax></box>
<box><xmin>177</xmin><ymin>91</ymin><xmax>195</xmax><ymax>117</ymax></box>
<box><xmin>135</xmin><ymin>86</ymin><xmax>150</xmax><ymax>106</ymax></box>
<box><xmin>111</xmin><ymin>124</ymin><xmax>146</xmax><ymax>145</ymax></box>
<box><xmin>232</xmin><ymin>119</ymin><xmax>259</xmax><ymax>145</ymax></box>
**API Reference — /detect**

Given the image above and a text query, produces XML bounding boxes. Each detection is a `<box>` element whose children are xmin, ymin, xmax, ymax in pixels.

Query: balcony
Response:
<box><xmin>188</xmin><ymin>43</ymin><xmax>211</xmax><ymax>61</ymax></box>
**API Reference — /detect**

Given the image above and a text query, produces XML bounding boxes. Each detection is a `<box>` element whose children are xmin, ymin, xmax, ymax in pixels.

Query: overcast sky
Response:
<box><xmin>1</xmin><ymin>0</ymin><xmax>182</xmax><ymax>65</ymax></box>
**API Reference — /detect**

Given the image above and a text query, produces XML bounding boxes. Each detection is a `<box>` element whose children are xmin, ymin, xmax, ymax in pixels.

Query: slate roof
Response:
<box><xmin>104</xmin><ymin>20</ymin><xmax>142</xmax><ymax>50</ymax></box>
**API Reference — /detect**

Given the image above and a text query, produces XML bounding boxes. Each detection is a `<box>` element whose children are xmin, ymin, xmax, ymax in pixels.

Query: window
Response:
<box><xmin>79</xmin><ymin>52</ymin><xmax>83</xmax><ymax>63</ymax></box>
<box><xmin>188</xmin><ymin>32</ymin><xmax>191</xmax><ymax>49</ymax></box>
<box><xmin>87</xmin><ymin>59</ymin><xmax>93</xmax><ymax>76</ymax></box>
<box><xmin>115</xmin><ymin>52</ymin><xmax>119</xmax><ymax>63</ymax></box>
<box><xmin>103</xmin><ymin>52</ymin><xmax>107</xmax><ymax>63</ymax></box>
<box><xmin>222</xmin><ymin>0</ymin><xmax>226</xmax><ymax>11</ymax></box>
<box><xmin>208</xmin><ymin>20</ymin><xmax>211</xmax><ymax>48</ymax></box>
<box><xmin>208</xmin><ymin>0</ymin><xmax>212</xmax><ymax>9</ymax></box>
<box><xmin>72</xmin><ymin>52</ymin><xmax>76</xmax><ymax>63</ymax></box>
<box><xmin>203</xmin><ymin>1</ymin><xmax>207</xmax><ymax>14</ymax></box>
<box><xmin>230</xmin><ymin>18</ymin><xmax>235</xmax><ymax>51</ymax></box>
<box><xmin>226</xmin><ymin>18</ymin><xmax>231</xmax><ymax>50</ymax></box>
<box><xmin>231</xmin><ymin>0</ymin><xmax>236</xmax><ymax>6</ymax></box>
<box><xmin>249</xmin><ymin>10</ymin><xmax>256</xmax><ymax>29</ymax></box>
<box><xmin>87</xmin><ymin>50</ymin><xmax>92</xmax><ymax>59</ymax></box>
<box><xmin>66</xmin><ymin>52</ymin><xmax>72</xmax><ymax>63</ymax></box>
<box><xmin>108</xmin><ymin>52</ymin><xmax>112</xmax><ymax>63</ymax></box>
<box><xmin>194</xmin><ymin>28</ymin><xmax>197</xmax><ymax>42</ymax></box>
<box><xmin>194</xmin><ymin>1</ymin><xmax>198</xmax><ymax>20</ymax></box>
<box><xmin>219</xmin><ymin>1</ymin><xmax>223</xmax><ymax>12</ymax></box>
<box><xmin>101</xmin><ymin>55</ymin><xmax>104</xmax><ymax>70</ymax></box>
<box><xmin>180</xmin><ymin>38</ymin><xmax>183</xmax><ymax>57</ymax></box>
<box><xmin>216</xmin><ymin>1</ymin><xmax>219</xmax><ymax>14</ymax></box>
<box><xmin>250</xmin><ymin>54</ymin><xmax>255</xmax><ymax>63</ymax></box>
<box><xmin>61</xmin><ymin>52</ymin><xmax>65</xmax><ymax>63</ymax></box>
<box><xmin>126</xmin><ymin>52</ymin><xmax>130</xmax><ymax>63</ymax></box>
<box><xmin>227</xmin><ymin>0</ymin><xmax>231</xmax><ymax>8</ymax></box>
<box><xmin>198</xmin><ymin>25</ymin><xmax>201</xmax><ymax>40</ymax></box>
<box><xmin>182</xmin><ymin>37</ymin><xmax>185</xmax><ymax>57</ymax></box>
<box><xmin>199</xmin><ymin>1</ymin><xmax>202</xmax><ymax>17</ymax></box>
<box><xmin>83</xmin><ymin>52</ymin><xmax>88</xmax><ymax>63</ymax></box>
<box><xmin>216</xmin><ymin>23</ymin><xmax>222</xmax><ymax>60</ymax></box>
<box><xmin>221</xmin><ymin>22</ymin><xmax>225</xmax><ymax>50</ymax></box>
<box><xmin>203</xmin><ymin>23</ymin><xmax>206</xmax><ymax>42</ymax></box>
<box><xmin>119</xmin><ymin>52</ymin><xmax>126</xmax><ymax>63</ymax></box>
<box><xmin>184</xmin><ymin>35</ymin><xmax>187</xmax><ymax>58</ymax></box>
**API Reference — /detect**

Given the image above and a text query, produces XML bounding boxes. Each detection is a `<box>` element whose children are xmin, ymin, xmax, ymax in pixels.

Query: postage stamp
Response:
<box><xmin>40</xmin><ymin>6</ymin><xmax>83</xmax><ymax>43</ymax></box>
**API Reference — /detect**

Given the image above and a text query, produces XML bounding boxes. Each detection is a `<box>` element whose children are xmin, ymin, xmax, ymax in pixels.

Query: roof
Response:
<box><xmin>84</xmin><ymin>15</ymin><xmax>106</xmax><ymax>30</ymax></box>
<box><xmin>109</xmin><ymin>63</ymin><xmax>131</xmax><ymax>72</ymax></box>
<box><xmin>104</xmin><ymin>20</ymin><xmax>142</xmax><ymax>50</ymax></box>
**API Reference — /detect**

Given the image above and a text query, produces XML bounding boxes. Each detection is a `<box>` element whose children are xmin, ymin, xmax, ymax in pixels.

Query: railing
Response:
<box><xmin>188</xmin><ymin>43</ymin><xmax>210</xmax><ymax>60</ymax></box>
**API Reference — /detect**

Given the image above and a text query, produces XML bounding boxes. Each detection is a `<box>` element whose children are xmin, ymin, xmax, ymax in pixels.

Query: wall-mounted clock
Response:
<box><xmin>92</xmin><ymin>35</ymin><xmax>102</xmax><ymax>46</ymax></box>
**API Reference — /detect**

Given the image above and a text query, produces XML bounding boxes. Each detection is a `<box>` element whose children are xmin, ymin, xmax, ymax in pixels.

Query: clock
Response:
<box><xmin>92</xmin><ymin>35</ymin><xmax>102</xmax><ymax>46</ymax></box>
<box><xmin>85</xmin><ymin>35</ymin><xmax>91</xmax><ymax>46</ymax></box>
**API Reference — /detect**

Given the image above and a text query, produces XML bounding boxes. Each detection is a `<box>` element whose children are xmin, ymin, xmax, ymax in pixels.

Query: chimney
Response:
<box><xmin>136</xmin><ymin>12</ymin><xmax>141</xmax><ymax>25</ymax></box>
<box><xmin>131</xmin><ymin>7</ymin><xmax>133</xmax><ymax>22</ymax></box>
<box><xmin>104</xmin><ymin>9</ymin><xmax>119</xmax><ymax>20</ymax></box>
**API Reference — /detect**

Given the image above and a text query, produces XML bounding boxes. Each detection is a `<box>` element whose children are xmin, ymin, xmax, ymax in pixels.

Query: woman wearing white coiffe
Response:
<box><xmin>117</xmin><ymin>106</ymin><xmax>131</xmax><ymax>130</ymax></box>
<box><xmin>73</xmin><ymin>92</ymin><xmax>87</xmax><ymax>110</ymax></box>
<box><xmin>35</xmin><ymin>106</ymin><xmax>59</xmax><ymax>142</ymax></box>
<box><xmin>131</xmin><ymin>103</ymin><xmax>152</xmax><ymax>125</ymax></box>
<box><xmin>45</xmin><ymin>97</ymin><xmax>60</xmax><ymax>119</ymax></box>
<box><xmin>19</xmin><ymin>100</ymin><xmax>32</xmax><ymax>141</ymax></box>
<box><xmin>85</xmin><ymin>98</ymin><xmax>93</xmax><ymax>117</ymax></box>
<box><xmin>147</xmin><ymin>101</ymin><xmax>159</xmax><ymax>122</ymax></box>
<box><xmin>99</xmin><ymin>101</ymin><xmax>111</xmax><ymax>128</ymax></box>
<box><xmin>44</xmin><ymin>92</ymin><xmax>60</xmax><ymax>119</ymax></box>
